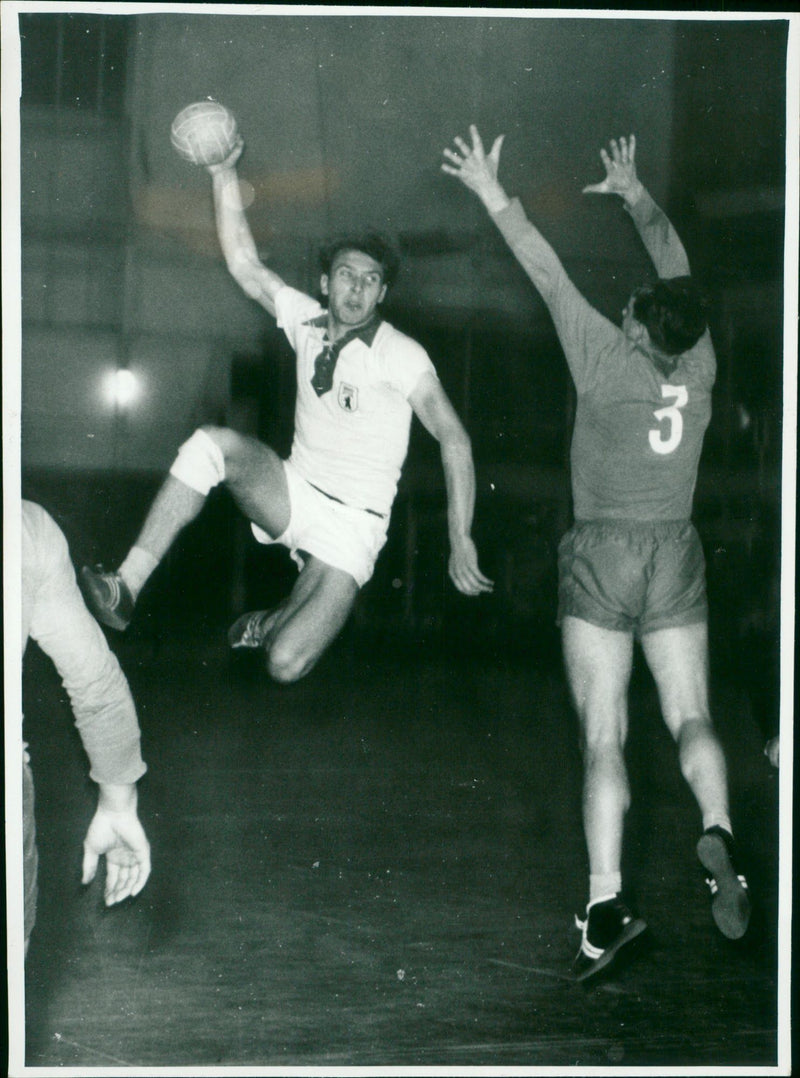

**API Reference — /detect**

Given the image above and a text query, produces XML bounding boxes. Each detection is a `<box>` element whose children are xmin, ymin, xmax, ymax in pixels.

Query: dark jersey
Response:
<box><xmin>492</xmin><ymin>190</ymin><xmax>715</xmax><ymax>522</ymax></box>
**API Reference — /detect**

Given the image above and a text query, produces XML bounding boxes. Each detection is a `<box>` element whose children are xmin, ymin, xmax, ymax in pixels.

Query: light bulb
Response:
<box><xmin>105</xmin><ymin>368</ymin><xmax>140</xmax><ymax>409</ymax></box>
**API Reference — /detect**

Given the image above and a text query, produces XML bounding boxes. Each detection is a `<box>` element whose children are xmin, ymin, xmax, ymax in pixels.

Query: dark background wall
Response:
<box><xmin>13</xmin><ymin>11</ymin><xmax>790</xmax><ymax>683</ymax></box>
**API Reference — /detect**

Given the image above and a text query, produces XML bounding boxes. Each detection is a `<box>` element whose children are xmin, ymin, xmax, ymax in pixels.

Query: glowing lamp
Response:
<box><xmin>105</xmin><ymin>368</ymin><xmax>140</xmax><ymax>409</ymax></box>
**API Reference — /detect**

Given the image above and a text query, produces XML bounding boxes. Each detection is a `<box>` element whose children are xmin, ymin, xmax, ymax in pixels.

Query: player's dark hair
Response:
<box><xmin>319</xmin><ymin>232</ymin><xmax>400</xmax><ymax>288</ymax></box>
<box><xmin>633</xmin><ymin>276</ymin><xmax>709</xmax><ymax>356</ymax></box>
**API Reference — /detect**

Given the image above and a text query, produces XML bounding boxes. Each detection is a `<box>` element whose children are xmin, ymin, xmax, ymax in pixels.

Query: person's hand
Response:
<box><xmin>583</xmin><ymin>135</ymin><xmax>643</xmax><ymax>204</ymax></box>
<box><xmin>449</xmin><ymin>535</ymin><xmax>494</xmax><ymax>597</ymax></box>
<box><xmin>442</xmin><ymin>125</ymin><xmax>509</xmax><ymax>212</ymax></box>
<box><xmin>207</xmin><ymin>133</ymin><xmax>245</xmax><ymax>176</ymax></box>
<box><xmin>82</xmin><ymin>792</ymin><xmax>151</xmax><ymax>906</ymax></box>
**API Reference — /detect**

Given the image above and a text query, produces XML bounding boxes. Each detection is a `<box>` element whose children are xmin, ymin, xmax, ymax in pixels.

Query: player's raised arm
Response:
<box><xmin>442</xmin><ymin>125</ymin><xmax>573</xmax><ymax>302</ymax></box>
<box><xmin>208</xmin><ymin>140</ymin><xmax>286</xmax><ymax>318</ymax></box>
<box><xmin>442</xmin><ymin>124</ymin><xmax>616</xmax><ymax>388</ymax></box>
<box><xmin>442</xmin><ymin>124</ymin><xmax>510</xmax><ymax>213</ymax></box>
<box><xmin>581</xmin><ymin>134</ymin><xmax>643</xmax><ymax>203</ymax></box>
<box><xmin>583</xmin><ymin>135</ymin><xmax>691</xmax><ymax>279</ymax></box>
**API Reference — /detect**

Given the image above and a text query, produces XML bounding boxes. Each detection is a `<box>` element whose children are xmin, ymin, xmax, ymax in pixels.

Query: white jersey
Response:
<box><xmin>275</xmin><ymin>285</ymin><xmax>436</xmax><ymax>518</ymax></box>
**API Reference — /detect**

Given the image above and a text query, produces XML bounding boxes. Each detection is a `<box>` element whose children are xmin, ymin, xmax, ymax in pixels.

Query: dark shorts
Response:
<box><xmin>557</xmin><ymin>519</ymin><xmax>707</xmax><ymax>635</ymax></box>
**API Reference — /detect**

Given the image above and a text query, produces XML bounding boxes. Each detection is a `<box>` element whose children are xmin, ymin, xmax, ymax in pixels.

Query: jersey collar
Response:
<box><xmin>304</xmin><ymin>311</ymin><xmax>383</xmax><ymax>349</ymax></box>
<box><xmin>632</xmin><ymin>338</ymin><xmax>680</xmax><ymax>380</ymax></box>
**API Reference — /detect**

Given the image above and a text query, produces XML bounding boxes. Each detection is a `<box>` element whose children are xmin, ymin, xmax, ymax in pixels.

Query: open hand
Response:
<box><xmin>449</xmin><ymin>536</ymin><xmax>494</xmax><ymax>597</ymax></box>
<box><xmin>442</xmin><ymin>125</ymin><xmax>507</xmax><ymax>209</ymax></box>
<box><xmin>82</xmin><ymin>804</ymin><xmax>151</xmax><ymax>906</ymax></box>
<box><xmin>583</xmin><ymin>135</ymin><xmax>641</xmax><ymax>199</ymax></box>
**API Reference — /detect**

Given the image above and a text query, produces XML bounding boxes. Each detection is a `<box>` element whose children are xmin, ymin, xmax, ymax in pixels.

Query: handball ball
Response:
<box><xmin>170</xmin><ymin>100</ymin><xmax>239</xmax><ymax>166</ymax></box>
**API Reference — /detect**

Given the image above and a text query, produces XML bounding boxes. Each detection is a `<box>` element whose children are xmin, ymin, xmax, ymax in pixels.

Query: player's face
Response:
<box><xmin>322</xmin><ymin>250</ymin><xmax>387</xmax><ymax>331</ymax></box>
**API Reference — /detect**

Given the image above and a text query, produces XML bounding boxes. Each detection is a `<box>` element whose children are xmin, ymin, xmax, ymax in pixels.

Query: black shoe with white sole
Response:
<box><xmin>697</xmin><ymin>825</ymin><xmax>751</xmax><ymax>939</ymax></box>
<box><xmin>573</xmin><ymin>894</ymin><xmax>648</xmax><ymax>982</ymax></box>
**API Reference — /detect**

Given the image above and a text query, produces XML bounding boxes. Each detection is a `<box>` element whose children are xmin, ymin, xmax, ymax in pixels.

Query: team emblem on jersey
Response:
<box><xmin>339</xmin><ymin>383</ymin><xmax>358</xmax><ymax>412</ymax></box>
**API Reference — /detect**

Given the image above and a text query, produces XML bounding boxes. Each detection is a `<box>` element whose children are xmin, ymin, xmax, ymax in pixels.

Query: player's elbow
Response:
<box><xmin>226</xmin><ymin>260</ymin><xmax>258</xmax><ymax>296</ymax></box>
<box><xmin>441</xmin><ymin>425</ymin><xmax>472</xmax><ymax>461</ymax></box>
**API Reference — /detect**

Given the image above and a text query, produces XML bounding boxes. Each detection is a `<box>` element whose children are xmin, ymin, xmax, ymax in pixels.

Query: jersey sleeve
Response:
<box><xmin>626</xmin><ymin>188</ymin><xmax>691</xmax><ymax>279</ymax></box>
<box><xmin>491</xmin><ymin>197</ymin><xmax>625</xmax><ymax>393</ymax></box>
<box><xmin>23</xmin><ymin>504</ymin><xmax>147</xmax><ymax>786</ymax></box>
<box><xmin>274</xmin><ymin>286</ymin><xmax>324</xmax><ymax>353</ymax></box>
<box><xmin>383</xmin><ymin>331</ymin><xmax>437</xmax><ymax>399</ymax></box>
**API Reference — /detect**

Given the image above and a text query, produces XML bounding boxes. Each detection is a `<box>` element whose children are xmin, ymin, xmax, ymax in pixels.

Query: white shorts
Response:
<box><xmin>250</xmin><ymin>459</ymin><xmax>390</xmax><ymax>588</ymax></box>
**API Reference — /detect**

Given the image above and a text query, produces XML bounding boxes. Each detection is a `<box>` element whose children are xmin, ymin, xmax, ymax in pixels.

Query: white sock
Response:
<box><xmin>119</xmin><ymin>546</ymin><xmax>159</xmax><ymax>600</ymax></box>
<box><xmin>589</xmin><ymin>873</ymin><xmax>622</xmax><ymax>906</ymax></box>
<box><xmin>702</xmin><ymin>813</ymin><xmax>732</xmax><ymax>837</ymax></box>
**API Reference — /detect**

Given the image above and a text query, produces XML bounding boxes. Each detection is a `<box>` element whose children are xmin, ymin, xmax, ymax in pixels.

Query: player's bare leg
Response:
<box><xmin>562</xmin><ymin>616</ymin><xmax>647</xmax><ymax>980</ymax></box>
<box><xmin>211</xmin><ymin>427</ymin><xmax>291</xmax><ymax>538</ymax></box>
<box><xmin>243</xmin><ymin>558</ymin><xmax>359</xmax><ymax>683</ymax></box>
<box><xmin>131</xmin><ymin>476</ymin><xmax>206</xmax><ymax>562</ymax></box>
<box><xmin>81</xmin><ymin>426</ymin><xmax>289</xmax><ymax>629</ymax></box>
<box><xmin>563</xmin><ymin>617</ymin><xmax>633</xmax><ymax>883</ymax></box>
<box><xmin>642</xmin><ymin>622</ymin><xmax>750</xmax><ymax>937</ymax></box>
<box><xmin>641</xmin><ymin>623</ymin><xmax>727</xmax><ymax>822</ymax></box>
<box><xmin>215</xmin><ymin>431</ymin><xmax>361</xmax><ymax>681</ymax></box>
<box><xmin>210</xmin><ymin>428</ymin><xmax>359</xmax><ymax>682</ymax></box>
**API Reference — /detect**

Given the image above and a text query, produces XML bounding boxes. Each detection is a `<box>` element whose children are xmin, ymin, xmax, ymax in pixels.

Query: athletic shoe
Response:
<box><xmin>573</xmin><ymin>894</ymin><xmax>648</xmax><ymax>982</ymax></box>
<box><xmin>227</xmin><ymin>609</ymin><xmax>277</xmax><ymax>649</ymax></box>
<box><xmin>697</xmin><ymin>825</ymin><xmax>751</xmax><ymax>939</ymax></box>
<box><xmin>79</xmin><ymin>566</ymin><xmax>135</xmax><ymax>630</ymax></box>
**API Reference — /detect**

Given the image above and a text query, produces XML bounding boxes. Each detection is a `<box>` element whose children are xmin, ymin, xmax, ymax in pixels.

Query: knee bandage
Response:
<box><xmin>169</xmin><ymin>429</ymin><xmax>226</xmax><ymax>496</ymax></box>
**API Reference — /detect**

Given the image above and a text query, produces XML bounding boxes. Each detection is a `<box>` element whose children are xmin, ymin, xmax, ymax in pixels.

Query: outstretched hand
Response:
<box><xmin>82</xmin><ymin>804</ymin><xmax>151</xmax><ymax>906</ymax></box>
<box><xmin>449</xmin><ymin>536</ymin><xmax>494</xmax><ymax>598</ymax></box>
<box><xmin>583</xmin><ymin>135</ymin><xmax>642</xmax><ymax>200</ymax></box>
<box><xmin>442</xmin><ymin>125</ymin><xmax>508</xmax><ymax>211</ymax></box>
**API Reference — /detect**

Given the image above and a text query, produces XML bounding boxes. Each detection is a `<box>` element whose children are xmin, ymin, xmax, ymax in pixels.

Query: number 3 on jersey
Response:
<box><xmin>649</xmin><ymin>384</ymin><xmax>688</xmax><ymax>455</ymax></box>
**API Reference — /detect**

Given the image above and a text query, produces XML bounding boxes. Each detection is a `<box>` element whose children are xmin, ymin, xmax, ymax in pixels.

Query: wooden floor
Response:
<box><xmin>20</xmin><ymin>618</ymin><xmax>782</xmax><ymax>1070</ymax></box>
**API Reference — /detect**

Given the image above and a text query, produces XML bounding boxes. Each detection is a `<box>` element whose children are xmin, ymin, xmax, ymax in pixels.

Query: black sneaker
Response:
<box><xmin>227</xmin><ymin>609</ymin><xmax>278</xmax><ymax>649</ymax></box>
<box><xmin>79</xmin><ymin>566</ymin><xmax>135</xmax><ymax>630</ymax></box>
<box><xmin>697</xmin><ymin>825</ymin><xmax>751</xmax><ymax>939</ymax></box>
<box><xmin>573</xmin><ymin>894</ymin><xmax>647</xmax><ymax>983</ymax></box>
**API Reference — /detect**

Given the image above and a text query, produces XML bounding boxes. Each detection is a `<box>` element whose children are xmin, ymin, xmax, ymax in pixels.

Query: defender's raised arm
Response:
<box><xmin>583</xmin><ymin>135</ymin><xmax>691</xmax><ymax>279</ymax></box>
<box><xmin>441</xmin><ymin>124</ymin><xmax>509</xmax><ymax>213</ymax></box>
<box><xmin>442</xmin><ymin>124</ymin><xmax>581</xmax><ymax>304</ymax></box>
<box><xmin>443</xmin><ymin>125</ymin><xmax>618</xmax><ymax>389</ymax></box>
